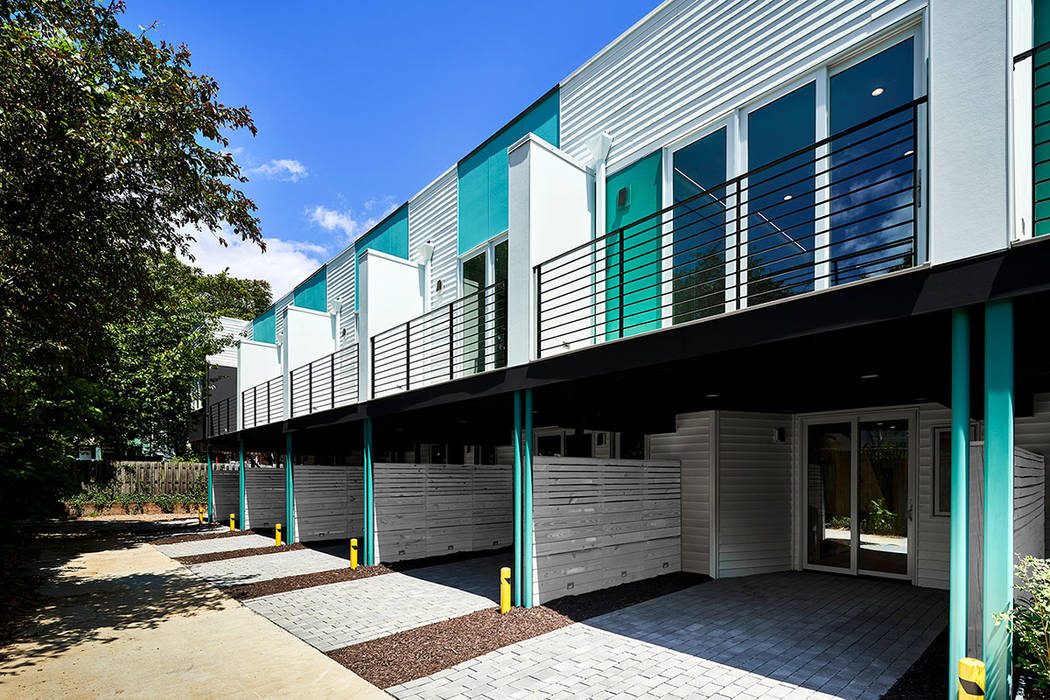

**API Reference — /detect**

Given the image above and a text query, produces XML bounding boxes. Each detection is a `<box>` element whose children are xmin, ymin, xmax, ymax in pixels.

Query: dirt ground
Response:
<box><xmin>0</xmin><ymin>518</ymin><xmax>386</xmax><ymax>699</ymax></box>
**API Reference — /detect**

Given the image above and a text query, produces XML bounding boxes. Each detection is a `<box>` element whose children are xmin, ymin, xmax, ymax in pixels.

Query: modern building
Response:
<box><xmin>195</xmin><ymin>1</ymin><xmax>1050</xmax><ymax>696</ymax></box>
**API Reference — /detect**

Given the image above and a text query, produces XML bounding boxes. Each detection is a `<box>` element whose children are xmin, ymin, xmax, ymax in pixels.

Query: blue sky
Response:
<box><xmin>121</xmin><ymin>0</ymin><xmax>656</xmax><ymax>300</ymax></box>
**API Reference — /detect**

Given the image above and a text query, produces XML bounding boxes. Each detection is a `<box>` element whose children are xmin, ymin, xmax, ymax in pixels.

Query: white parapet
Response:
<box><xmin>508</xmin><ymin>132</ymin><xmax>595</xmax><ymax>365</ymax></box>
<box><xmin>235</xmin><ymin>340</ymin><xmax>280</xmax><ymax>430</ymax></box>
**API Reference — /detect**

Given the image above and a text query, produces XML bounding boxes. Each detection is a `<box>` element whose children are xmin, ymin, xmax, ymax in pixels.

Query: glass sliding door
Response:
<box><xmin>828</xmin><ymin>38</ymin><xmax>917</xmax><ymax>285</ymax></box>
<box><xmin>746</xmin><ymin>83</ymin><xmax>816</xmax><ymax>305</ymax></box>
<box><xmin>671</xmin><ymin>127</ymin><xmax>728</xmax><ymax>322</ymax></box>
<box><xmin>806</xmin><ymin>422</ymin><xmax>853</xmax><ymax>569</ymax></box>
<box><xmin>804</xmin><ymin>414</ymin><xmax>912</xmax><ymax>578</ymax></box>
<box><xmin>493</xmin><ymin>240</ymin><xmax>507</xmax><ymax>367</ymax></box>
<box><xmin>461</xmin><ymin>251</ymin><xmax>486</xmax><ymax>375</ymax></box>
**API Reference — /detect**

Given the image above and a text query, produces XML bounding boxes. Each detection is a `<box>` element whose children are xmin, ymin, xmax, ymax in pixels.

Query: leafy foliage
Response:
<box><xmin>0</xmin><ymin>0</ymin><xmax>264</xmax><ymax>518</ymax></box>
<box><xmin>996</xmin><ymin>556</ymin><xmax>1050</xmax><ymax>688</ymax></box>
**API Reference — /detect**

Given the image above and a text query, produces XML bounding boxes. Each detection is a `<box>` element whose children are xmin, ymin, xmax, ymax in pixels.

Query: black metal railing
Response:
<box><xmin>290</xmin><ymin>344</ymin><xmax>359</xmax><ymax>417</ymax></box>
<box><xmin>204</xmin><ymin>395</ymin><xmax>237</xmax><ymax>438</ymax></box>
<box><xmin>371</xmin><ymin>279</ymin><xmax>507</xmax><ymax>398</ymax></box>
<box><xmin>534</xmin><ymin>97</ymin><xmax>925</xmax><ymax>357</ymax></box>
<box><xmin>241</xmin><ymin>375</ymin><xmax>283</xmax><ymax>429</ymax></box>
<box><xmin>1017</xmin><ymin>40</ymin><xmax>1050</xmax><ymax>237</ymax></box>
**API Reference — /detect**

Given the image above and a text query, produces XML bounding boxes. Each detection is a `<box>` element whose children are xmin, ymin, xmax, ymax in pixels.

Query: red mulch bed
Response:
<box><xmin>152</xmin><ymin>529</ymin><xmax>254</xmax><ymax>546</ymax></box>
<box><xmin>326</xmin><ymin>570</ymin><xmax>706</xmax><ymax>688</ymax></box>
<box><xmin>174</xmin><ymin>542</ymin><xmax>305</xmax><ymax>565</ymax></box>
<box><xmin>223</xmin><ymin>564</ymin><xmax>394</xmax><ymax>599</ymax></box>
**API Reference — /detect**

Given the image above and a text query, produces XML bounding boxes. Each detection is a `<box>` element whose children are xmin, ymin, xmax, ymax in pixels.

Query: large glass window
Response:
<box><xmin>747</xmin><ymin>83</ymin><xmax>817</xmax><ymax>304</ymax></box>
<box><xmin>672</xmin><ymin>127</ymin><xmax>728</xmax><ymax>322</ymax></box>
<box><xmin>828</xmin><ymin>38</ymin><xmax>916</xmax><ymax>285</ymax></box>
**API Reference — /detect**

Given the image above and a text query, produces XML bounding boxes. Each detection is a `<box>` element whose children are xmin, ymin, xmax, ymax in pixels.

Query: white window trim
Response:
<box><xmin>458</xmin><ymin>232</ymin><xmax>508</xmax><ymax>296</ymax></box>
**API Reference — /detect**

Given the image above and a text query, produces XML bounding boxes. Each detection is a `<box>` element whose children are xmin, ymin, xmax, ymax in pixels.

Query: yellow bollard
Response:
<box><xmin>350</xmin><ymin>538</ymin><xmax>358</xmax><ymax>570</ymax></box>
<box><xmin>275</xmin><ymin>524</ymin><xmax>282</xmax><ymax>547</ymax></box>
<box><xmin>959</xmin><ymin>657</ymin><xmax>985</xmax><ymax>700</ymax></box>
<box><xmin>198</xmin><ymin>507</ymin><xmax>203</xmax><ymax>525</ymax></box>
<box><xmin>500</xmin><ymin>567</ymin><xmax>511</xmax><ymax>614</ymax></box>
<box><xmin>230</xmin><ymin>513</ymin><xmax>235</xmax><ymax>531</ymax></box>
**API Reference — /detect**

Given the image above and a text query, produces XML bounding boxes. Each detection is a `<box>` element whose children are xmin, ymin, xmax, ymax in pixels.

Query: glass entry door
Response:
<box><xmin>804</xmin><ymin>414</ymin><xmax>912</xmax><ymax>578</ymax></box>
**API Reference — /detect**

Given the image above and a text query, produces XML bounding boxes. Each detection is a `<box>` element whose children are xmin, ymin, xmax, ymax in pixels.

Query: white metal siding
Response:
<box><xmin>326</xmin><ymin>245</ymin><xmax>357</xmax><ymax>347</ymax></box>
<box><xmin>650</xmin><ymin>411</ymin><xmax>713</xmax><ymax>575</ymax></box>
<box><xmin>916</xmin><ymin>403</ymin><xmax>951</xmax><ymax>589</ymax></box>
<box><xmin>559</xmin><ymin>0</ymin><xmax>924</xmax><ymax>172</ymax></box>
<box><xmin>408</xmin><ymin>168</ymin><xmax>459</xmax><ymax>311</ymax></box>
<box><xmin>274</xmin><ymin>292</ymin><xmax>293</xmax><ymax>346</ymax></box>
<box><xmin>208</xmin><ymin>317</ymin><xmax>251</xmax><ymax>367</ymax></box>
<box><xmin>716</xmin><ymin>411</ymin><xmax>793</xmax><ymax>578</ymax></box>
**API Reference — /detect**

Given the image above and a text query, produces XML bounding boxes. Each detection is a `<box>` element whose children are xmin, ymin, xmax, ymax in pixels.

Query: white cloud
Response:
<box><xmin>307</xmin><ymin>205</ymin><xmax>380</xmax><ymax>243</ymax></box>
<box><xmin>181</xmin><ymin>227</ymin><xmax>327</xmax><ymax>301</ymax></box>
<box><xmin>249</xmin><ymin>158</ymin><xmax>308</xmax><ymax>183</ymax></box>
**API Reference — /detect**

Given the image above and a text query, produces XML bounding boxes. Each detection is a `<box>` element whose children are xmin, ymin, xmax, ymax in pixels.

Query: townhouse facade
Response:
<box><xmin>196</xmin><ymin>1</ymin><xmax>1050</xmax><ymax>696</ymax></box>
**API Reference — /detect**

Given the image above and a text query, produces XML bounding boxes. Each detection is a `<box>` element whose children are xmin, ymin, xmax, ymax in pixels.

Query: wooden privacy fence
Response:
<box><xmin>74</xmin><ymin>461</ymin><xmax>236</xmax><ymax>495</ymax></box>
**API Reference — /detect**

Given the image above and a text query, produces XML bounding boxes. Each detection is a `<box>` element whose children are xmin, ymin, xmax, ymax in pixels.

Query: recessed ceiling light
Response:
<box><xmin>871</xmin><ymin>87</ymin><xmax>884</xmax><ymax>97</ymax></box>
<box><xmin>783</xmin><ymin>194</ymin><xmax>793</xmax><ymax>201</ymax></box>
<box><xmin>706</xmin><ymin>393</ymin><xmax>719</xmax><ymax>398</ymax></box>
<box><xmin>904</xmin><ymin>149</ymin><xmax>915</xmax><ymax>157</ymax></box>
<box><xmin>861</xmin><ymin>373</ymin><xmax>879</xmax><ymax>379</ymax></box>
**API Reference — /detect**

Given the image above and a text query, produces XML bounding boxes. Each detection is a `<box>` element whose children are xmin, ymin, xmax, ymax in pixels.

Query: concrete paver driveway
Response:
<box><xmin>390</xmin><ymin>572</ymin><xmax>946</xmax><ymax>700</ymax></box>
<box><xmin>187</xmin><ymin>547</ymin><xmax>350</xmax><ymax>587</ymax></box>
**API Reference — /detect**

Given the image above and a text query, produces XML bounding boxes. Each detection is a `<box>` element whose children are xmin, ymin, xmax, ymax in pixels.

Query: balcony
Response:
<box><xmin>535</xmin><ymin>98</ymin><xmax>925</xmax><ymax>357</ymax></box>
<box><xmin>289</xmin><ymin>344</ymin><xmax>360</xmax><ymax>417</ymax></box>
<box><xmin>241</xmin><ymin>375</ymin><xmax>282</xmax><ymax>430</ymax></box>
<box><xmin>371</xmin><ymin>279</ymin><xmax>507</xmax><ymax>398</ymax></box>
<box><xmin>204</xmin><ymin>395</ymin><xmax>236</xmax><ymax>438</ymax></box>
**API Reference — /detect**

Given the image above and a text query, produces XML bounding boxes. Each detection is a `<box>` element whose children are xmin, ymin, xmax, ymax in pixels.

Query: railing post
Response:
<box><xmin>617</xmin><ymin>230</ymin><xmax>625</xmax><ymax>340</ymax></box>
<box><xmin>329</xmin><ymin>353</ymin><xmax>335</xmax><ymax>410</ymax></box>
<box><xmin>534</xmin><ymin>266</ymin><xmax>542</xmax><ymax>359</ymax></box>
<box><xmin>289</xmin><ymin>369</ymin><xmax>294</xmax><ymax>418</ymax></box>
<box><xmin>405</xmin><ymin>323</ymin><xmax>411</xmax><ymax>391</ymax></box>
<box><xmin>308</xmin><ymin>362</ymin><xmax>313</xmax><ymax>414</ymax></box>
<box><xmin>253</xmin><ymin>384</ymin><xmax>258</xmax><ymax>428</ymax></box>
<box><xmin>448</xmin><ymin>305</ymin><xmax>455</xmax><ymax>380</ymax></box>
<box><xmin>370</xmin><ymin>335</ymin><xmax>376</xmax><ymax>398</ymax></box>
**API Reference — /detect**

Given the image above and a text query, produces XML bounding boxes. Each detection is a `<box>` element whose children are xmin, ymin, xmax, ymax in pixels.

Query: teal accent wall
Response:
<box><xmin>457</xmin><ymin>88</ymin><xmax>560</xmax><ymax>255</ymax></box>
<box><xmin>293</xmin><ymin>265</ymin><xmax>327</xmax><ymax>312</ymax></box>
<box><xmin>1036</xmin><ymin>5</ymin><xmax>1050</xmax><ymax>235</ymax></box>
<box><xmin>355</xmin><ymin>205</ymin><xmax>410</xmax><ymax>308</ymax></box>
<box><xmin>252</xmin><ymin>306</ymin><xmax>276</xmax><ymax>344</ymax></box>
<box><xmin>605</xmin><ymin>151</ymin><xmax>663</xmax><ymax>339</ymax></box>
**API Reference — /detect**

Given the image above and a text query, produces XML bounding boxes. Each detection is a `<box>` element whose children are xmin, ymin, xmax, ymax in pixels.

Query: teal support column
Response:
<box><xmin>363</xmin><ymin>418</ymin><xmax>374</xmax><ymax>566</ymax></box>
<box><xmin>512</xmin><ymin>391</ymin><xmax>523</xmax><ymax>607</ymax></box>
<box><xmin>238</xmin><ymin>440</ymin><xmax>246</xmax><ymax>530</ymax></box>
<box><xmin>285</xmin><ymin>433</ymin><xmax>295</xmax><ymax>544</ymax></box>
<box><xmin>983</xmin><ymin>299</ymin><xmax>1014</xmax><ymax>700</ymax></box>
<box><xmin>522</xmin><ymin>389</ymin><xmax>534</xmax><ymax>608</ymax></box>
<box><xmin>949</xmin><ymin>308</ymin><xmax>970</xmax><ymax>700</ymax></box>
<box><xmin>205</xmin><ymin>448</ymin><xmax>214</xmax><ymax>523</ymax></box>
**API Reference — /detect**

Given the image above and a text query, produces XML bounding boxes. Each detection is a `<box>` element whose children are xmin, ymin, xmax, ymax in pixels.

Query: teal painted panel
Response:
<box><xmin>605</xmin><ymin>151</ymin><xmax>663</xmax><ymax>339</ymax></box>
<box><xmin>1036</xmin><ymin>9</ymin><xmax>1050</xmax><ymax>235</ymax></box>
<box><xmin>252</xmin><ymin>306</ymin><xmax>276</xmax><ymax>344</ymax></box>
<box><xmin>293</xmin><ymin>265</ymin><xmax>327</xmax><ymax>312</ymax></box>
<box><xmin>458</xmin><ymin>88</ymin><xmax>560</xmax><ymax>254</ymax></box>
<box><xmin>355</xmin><ymin>205</ymin><xmax>410</xmax><ymax>308</ymax></box>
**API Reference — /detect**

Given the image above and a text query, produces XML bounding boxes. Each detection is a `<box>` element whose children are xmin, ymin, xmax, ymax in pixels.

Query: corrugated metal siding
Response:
<box><xmin>326</xmin><ymin>245</ymin><xmax>357</xmax><ymax>347</ymax></box>
<box><xmin>1016</xmin><ymin>393</ymin><xmax>1050</xmax><ymax>552</ymax></box>
<box><xmin>408</xmin><ymin>169</ymin><xmax>459</xmax><ymax>310</ymax></box>
<box><xmin>274</xmin><ymin>292</ymin><xmax>293</xmax><ymax>346</ymax></box>
<box><xmin>208</xmin><ymin>317</ymin><xmax>250</xmax><ymax>367</ymax></box>
<box><xmin>716</xmin><ymin>411</ymin><xmax>793</xmax><ymax>578</ymax></box>
<box><xmin>650</xmin><ymin>411</ymin><xmax>713</xmax><ymax>575</ymax></box>
<box><xmin>559</xmin><ymin>0</ymin><xmax>922</xmax><ymax>172</ymax></box>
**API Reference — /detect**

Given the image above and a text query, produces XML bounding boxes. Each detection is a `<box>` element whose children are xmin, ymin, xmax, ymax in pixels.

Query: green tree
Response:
<box><xmin>0</xmin><ymin>0</ymin><xmax>263</xmax><ymax>517</ymax></box>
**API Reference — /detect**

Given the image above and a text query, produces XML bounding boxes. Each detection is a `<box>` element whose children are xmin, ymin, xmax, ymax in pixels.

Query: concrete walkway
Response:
<box><xmin>0</xmin><ymin>522</ymin><xmax>385</xmax><ymax>700</ymax></box>
<box><xmin>389</xmin><ymin>572</ymin><xmax>946</xmax><ymax>700</ymax></box>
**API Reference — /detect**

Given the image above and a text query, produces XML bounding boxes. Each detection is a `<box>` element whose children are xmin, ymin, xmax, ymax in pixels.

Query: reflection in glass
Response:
<box><xmin>858</xmin><ymin>420</ymin><xmax>909</xmax><ymax>574</ymax></box>
<box><xmin>807</xmin><ymin>423</ymin><xmax>852</xmax><ymax>568</ymax></box>
<box><xmin>828</xmin><ymin>39</ymin><xmax>915</xmax><ymax>285</ymax></box>
<box><xmin>462</xmin><ymin>252</ymin><xmax>486</xmax><ymax>374</ymax></box>
<box><xmin>672</xmin><ymin>127</ymin><xmax>727</xmax><ymax>322</ymax></box>
<box><xmin>747</xmin><ymin>83</ymin><xmax>816</xmax><ymax>304</ymax></box>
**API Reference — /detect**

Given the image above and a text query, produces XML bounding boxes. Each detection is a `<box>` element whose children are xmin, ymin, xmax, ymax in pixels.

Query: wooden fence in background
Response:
<box><xmin>73</xmin><ymin>461</ymin><xmax>237</xmax><ymax>495</ymax></box>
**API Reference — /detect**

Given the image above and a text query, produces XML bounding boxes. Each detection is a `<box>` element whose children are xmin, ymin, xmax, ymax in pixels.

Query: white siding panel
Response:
<box><xmin>274</xmin><ymin>292</ymin><xmax>293</xmax><ymax>347</ymax></box>
<box><xmin>716</xmin><ymin>412</ymin><xmax>793</xmax><ymax>578</ymax></box>
<box><xmin>243</xmin><ymin>467</ymin><xmax>285</xmax><ymax>529</ymax></box>
<box><xmin>408</xmin><ymin>169</ymin><xmax>459</xmax><ymax>311</ymax></box>
<box><xmin>559</xmin><ymin>0</ymin><xmax>923</xmax><ymax>171</ymax></box>
<box><xmin>916</xmin><ymin>403</ymin><xmax>951</xmax><ymax>589</ymax></box>
<box><xmin>1016</xmin><ymin>393</ymin><xmax>1050</xmax><ymax>551</ymax></box>
<box><xmin>211</xmin><ymin>470</ymin><xmax>239</xmax><ymax>525</ymax></box>
<box><xmin>326</xmin><ymin>245</ymin><xmax>357</xmax><ymax>348</ymax></box>
<box><xmin>208</xmin><ymin>316</ymin><xmax>251</xmax><ymax>367</ymax></box>
<box><xmin>650</xmin><ymin>411</ymin><xmax>714</xmax><ymax>575</ymax></box>
<box><xmin>293</xmin><ymin>464</ymin><xmax>364</xmax><ymax>543</ymax></box>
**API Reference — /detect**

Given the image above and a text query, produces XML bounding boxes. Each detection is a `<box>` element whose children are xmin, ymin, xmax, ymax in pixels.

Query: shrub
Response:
<box><xmin>114</xmin><ymin>492</ymin><xmax>134</xmax><ymax>514</ymax></box>
<box><xmin>89</xmin><ymin>486</ymin><xmax>114</xmax><ymax>513</ymax></box>
<box><xmin>995</xmin><ymin>556</ymin><xmax>1050</xmax><ymax>688</ymax></box>
<box><xmin>65</xmin><ymin>493</ymin><xmax>86</xmax><ymax>517</ymax></box>
<box><xmin>154</xmin><ymin>493</ymin><xmax>178</xmax><ymax>513</ymax></box>
<box><xmin>130</xmin><ymin>492</ymin><xmax>149</xmax><ymax>514</ymax></box>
